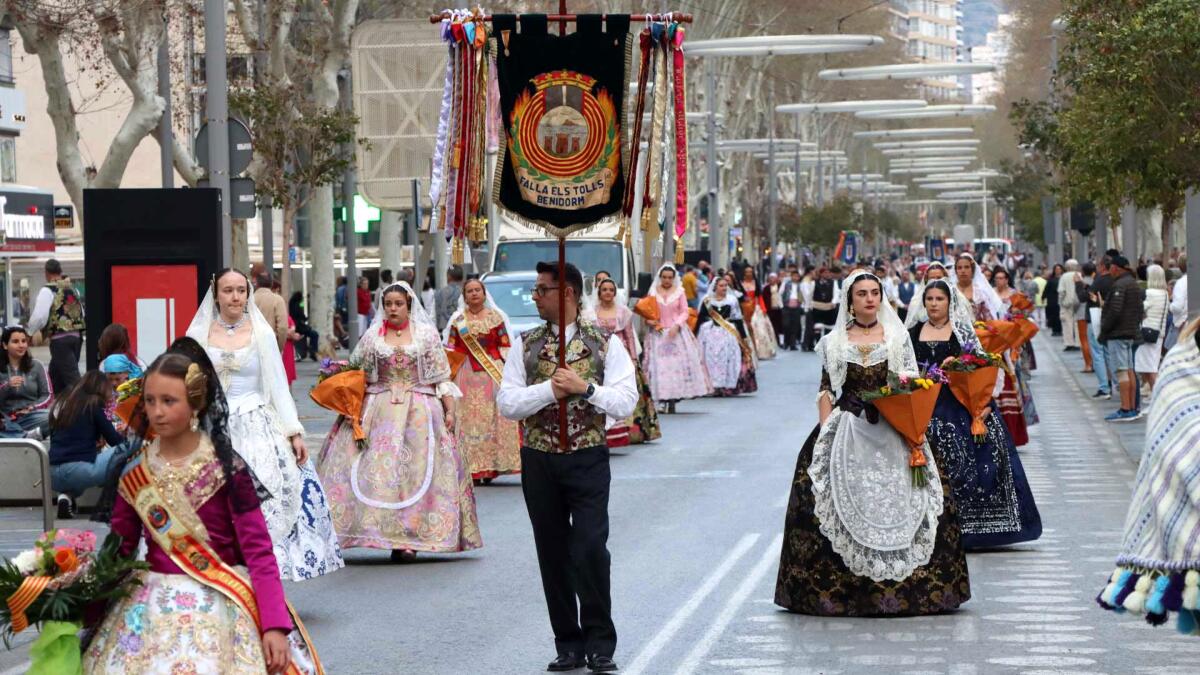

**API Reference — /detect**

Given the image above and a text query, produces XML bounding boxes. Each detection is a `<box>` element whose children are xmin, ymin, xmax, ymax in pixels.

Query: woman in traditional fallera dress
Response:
<box><xmin>187</xmin><ymin>270</ymin><xmax>343</xmax><ymax>581</ymax></box>
<box><xmin>775</xmin><ymin>270</ymin><xmax>970</xmax><ymax>616</ymax></box>
<box><xmin>955</xmin><ymin>254</ymin><xmax>1030</xmax><ymax>447</ymax></box>
<box><xmin>904</xmin><ymin>261</ymin><xmax>955</xmax><ymax>330</ymax></box>
<box><xmin>443</xmin><ymin>278</ymin><xmax>522</xmax><ymax>482</ymax></box>
<box><xmin>992</xmin><ymin>267</ymin><xmax>1040</xmax><ymax>427</ymax></box>
<box><xmin>584</xmin><ymin>277</ymin><xmax>661</xmax><ymax>446</ymax></box>
<box><xmin>317</xmin><ymin>282</ymin><xmax>481</xmax><ymax>561</ymax></box>
<box><xmin>696</xmin><ymin>276</ymin><xmax>758</xmax><ymax>397</ymax></box>
<box><xmin>85</xmin><ymin>351</ymin><xmax>320</xmax><ymax>674</ymax></box>
<box><xmin>910</xmin><ymin>280</ymin><xmax>1042</xmax><ymax>549</ymax></box>
<box><xmin>1097</xmin><ymin>319</ymin><xmax>1200</xmax><ymax>632</ymax></box>
<box><xmin>642</xmin><ymin>264</ymin><xmax>712</xmax><ymax>411</ymax></box>
<box><xmin>741</xmin><ymin>267</ymin><xmax>778</xmax><ymax>360</ymax></box>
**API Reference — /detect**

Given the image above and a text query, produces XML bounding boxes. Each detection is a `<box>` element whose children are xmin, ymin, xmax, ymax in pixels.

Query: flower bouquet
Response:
<box><xmin>633</xmin><ymin>295</ymin><xmax>660</xmax><ymax>327</ymax></box>
<box><xmin>943</xmin><ymin>339</ymin><xmax>1004</xmax><ymax>440</ymax></box>
<box><xmin>975</xmin><ymin>320</ymin><xmax>1021</xmax><ymax>354</ymax></box>
<box><xmin>112</xmin><ymin>378</ymin><xmax>152</xmax><ymax>442</ymax></box>
<box><xmin>860</xmin><ymin>366</ymin><xmax>947</xmax><ymax>487</ymax></box>
<box><xmin>311</xmin><ymin>359</ymin><xmax>366</xmax><ymax>447</ymax></box>
<box><xmin>2</xmin><ymin>529</ymin><xmax>145</xmax><ymax>675</ymax></box>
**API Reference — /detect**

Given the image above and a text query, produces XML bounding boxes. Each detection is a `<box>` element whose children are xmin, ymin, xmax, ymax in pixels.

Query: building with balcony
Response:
<box><xmin>889</xmin><ymin>0</ymin><xmax>966</xmax><ymax>101</ymax></box>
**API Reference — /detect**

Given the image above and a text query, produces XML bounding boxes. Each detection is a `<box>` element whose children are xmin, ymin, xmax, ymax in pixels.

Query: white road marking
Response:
<box><xmin>677</xmin><ymin>534</ymin><xmax>784</xmax><ymax>675</ymax></box>
<box><xmin>623</xmin><ymin>532</ymin><xmax>761</xmax><ymax>675</ymax></box>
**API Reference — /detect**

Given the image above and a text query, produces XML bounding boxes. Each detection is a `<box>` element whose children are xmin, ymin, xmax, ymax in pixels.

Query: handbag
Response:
<box><xmin>1141</xmin><ymin>326</ymin><xmax>1160</xmax><ymax>344</ymax></box>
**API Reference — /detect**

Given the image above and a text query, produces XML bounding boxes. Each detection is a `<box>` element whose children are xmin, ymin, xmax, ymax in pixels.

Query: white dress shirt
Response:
<box><xmin>497</xmin><ymin>322</ymin><xmax>638</xmax><ymax>422</ymax></box>
<box><xmin>26</xmin><ymin>286</ymin><xmax>56</xmax><ymax>335</ymax></box>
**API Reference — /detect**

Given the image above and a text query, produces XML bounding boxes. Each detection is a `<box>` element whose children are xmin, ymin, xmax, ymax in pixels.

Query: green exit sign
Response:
<box><xmin>354</xmin><ymin>194</ymin><xmax>381</xmax><ymax>233</ymax></box>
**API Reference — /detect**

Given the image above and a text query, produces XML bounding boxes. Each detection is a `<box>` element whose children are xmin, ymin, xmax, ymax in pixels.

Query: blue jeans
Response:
<box><xmin>51</xmin><ymin>446</ymin><xmax>121</xmax><ymax>498</ymax></box>
<box><xmin>1</xmin><ymin>409</ymin><xmax>50</xmax><ymax>438</ymax></box>
<box><xmin>1087</xmin><ymin>322</ymin><xmax>1110</xmax><ymax>394</ymax></box>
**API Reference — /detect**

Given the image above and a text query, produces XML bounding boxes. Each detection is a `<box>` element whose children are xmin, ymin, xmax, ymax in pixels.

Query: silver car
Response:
<box><xmin>480</xmin><ymin>271</ymin><xmax>542</xmax><ymax>336</ymax></box>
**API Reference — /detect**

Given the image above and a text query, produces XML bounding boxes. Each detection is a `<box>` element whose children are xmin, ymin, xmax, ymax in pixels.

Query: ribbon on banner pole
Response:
<box><xmin>429</xmin><ymin>15</ymin><xmax>460</xmax><ymax>232</ymax></box>
<box><xmin>640</xmin><ymin>24</ymin><xmax>668</xmax><ymax>236</ymax></box>
<box><xmin>669</xmin><ymin>24</ymin><xmax>689</xmax><ymax>264</ymax></box>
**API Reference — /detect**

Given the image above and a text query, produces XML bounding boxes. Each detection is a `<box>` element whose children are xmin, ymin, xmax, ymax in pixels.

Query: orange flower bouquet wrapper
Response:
<box><xmin>633</xmin><ymin>295</ymin><xmax>660</xmax><ymax>325</ymax></box>
<box><xmin>870</xmin><ymin>383</ymin><xmax>941</xmax><ymax>486</ymax></box>
<box><xmin>1013</xmin><ymin>316</ymin><xmax>1039</xmax><ymax>348</ymax></box>
<box><xmin>948</xmin><ymin>367</ymin><xmax>999</xmax><ymax>438</ymax></box>
<box><xmin>445</xmin><ymin>350</ymin><xmax>468</xmax><ymax>381</ymax></box>
<box><xmin>114</xmin><ymin>393</ymin><xmax>156</xmax><ymax>443</ymax></box>
<box><xmin>310</xmin><ymin>369</ymin><xmax>367</xmax><ymax>444</ymax></box>
<box><xmin>977</xmin><ymin>319</ymin><xmax>1021</xmax><ymax>353</ymax></box>
<box><xmin>1009</xmin><ymin>292</ymin><xmax>1035</xmax><ymax>313</ymax></box>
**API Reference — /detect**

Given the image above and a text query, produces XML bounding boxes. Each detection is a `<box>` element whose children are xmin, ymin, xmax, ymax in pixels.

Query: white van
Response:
<box><xmin>488</xmin><ymin>214</ymin><xmax>638</xmax><ymax>300</ymax></box>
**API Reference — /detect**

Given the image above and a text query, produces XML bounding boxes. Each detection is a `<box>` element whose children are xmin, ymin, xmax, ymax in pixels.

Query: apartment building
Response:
<box><xmin>888</xmin><ymin>0</ymin><xmax>966</xmax><ymax>101</ymax></box>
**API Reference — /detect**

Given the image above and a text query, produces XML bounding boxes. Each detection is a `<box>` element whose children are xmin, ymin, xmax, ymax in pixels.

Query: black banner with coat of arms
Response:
<box><xmin>492</xmin><ymin>14</ymin><xmax>631</xmax><ymax>234</ymax></box>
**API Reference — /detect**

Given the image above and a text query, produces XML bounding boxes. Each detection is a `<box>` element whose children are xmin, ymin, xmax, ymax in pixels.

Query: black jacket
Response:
<box><xmin>1099</xmin><ymin>272</ymin><xmax>1144</xmax><ymax>342</ymax></box>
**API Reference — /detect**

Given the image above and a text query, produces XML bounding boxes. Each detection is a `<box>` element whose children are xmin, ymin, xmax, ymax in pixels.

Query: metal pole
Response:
<box><xmin>255</xmin><ymin>0</ymin><xmax>272</xmax><ymax>274</ymax></box>
<box><xmin>1095</xmin><ymin>208</ymin><xmax>1108</xmax><ymax>259</ymax></box>
<box><xmin>662</xmin><ymin>165</ymin><xmax>675</xmax><ymax>267</ymax></box>
<box><xmin>203</xmin><ymin>0</ymin><xmax>232</xmax><ymax>266</ymax></box>
<box><xmin>793</xmin><ymin>145</ymin><xmax>802</xmax><ymax>209</ymax></box>
<box><xmin>409</xmin><ymin>179</ymin><xmax>422</xmax><ymax>275</ymax></box>
<box><xmin>816</xmin><ymin>115</ymin><xmax>824</xmax><ymax>208</ymax></box>
<box><xmin>705</xmin><ymin>59</ymin><xmax>723</xmax><ymax>269</ymax></box>
<box><xmin>157</xmin><ymin>19</ymin><xmax>173</xmax><ymax>189</ymax></box>
<box><xmin>767</xmin><ymin>91</ymin><xmax>778</xmax><ymax>274</ymax></box>
<box><xmin>831</xmin><ymin>160</ymin><xmax>839</xmax><ymax>196</ymax></box>
<box><xmin>342</xmin><ymin>73</ymin><xmax>359</xmax><ymax>348</ymax></box>
<box><xmin>1186</xmin><ymin>189</ymin><xmax>1200</xmax><ymax>319</ymax></box>
<box><xmin>1121</xmin><ymin>202</ymin><xmax>1136</xmax><ymax>258</ymax></box>
<box><xmin>981</xmin><ymin>175</ymin><xmax>989</xmax><ymax>238</ymax></box>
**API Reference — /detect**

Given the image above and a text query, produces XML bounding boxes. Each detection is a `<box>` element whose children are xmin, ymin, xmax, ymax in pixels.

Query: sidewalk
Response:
<box><xmin>1038</xmin><ymin>331</ymin><xmax>1149</xmax><ymax>462</ymax></box>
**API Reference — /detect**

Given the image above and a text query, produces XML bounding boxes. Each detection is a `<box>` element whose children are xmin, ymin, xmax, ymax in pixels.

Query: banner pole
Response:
<box><xmin>557</xmin><ymin>0</ymin><xmax>569</xmax><ymax>453</ymax></box>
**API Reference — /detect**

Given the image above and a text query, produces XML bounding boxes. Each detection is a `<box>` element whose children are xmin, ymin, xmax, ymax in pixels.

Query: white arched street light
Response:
<box><xmin>853</xmin><ymin>127</ymin><xmax>975</xmax><ymax>139</ymax></box>
<box><xmin>774</xmin><ymin>99</ymin><xmax>927</xmax><ymax>114</ymax></box>
<box><xmin>818</xmin><ymin>62</ymin><xmax>997</xmax><ymax>81</ymax></box>
<box><xmin>882</xmin><ymin>147</ymin><xmax>979</xmax><ymax>157</ymax></box>
<box><xmin>889</xmin><ymin>166</ymin><xmax>975</xmax><ymax>175</ymax></box>
<box><xmin>857</xmin><ymin>104</ymin><xmax>997</xmax><ymax>120</ymax></box>
<box><xmin>687</xmin><ymin>34</ymin><xmax>882</xmax><ymax>270</ymax></box>
<box><xmin>919</xmin><ymin>182</ymin><xmax>984</xmax><ymax>190</ymax></box>
<box><xmin>873</xmin><ymin>139</ymin><xmax>980</xmax><ymax>150</ymax></box>
<box><xmin>889</xmin><ymin>158</ymin><xmax>976</xmax><ymax>167</ymax></box>
<box><xmin>939</xmin><ymin>190</ymin><xmax>995</xmax><ymax>199</ymax></box>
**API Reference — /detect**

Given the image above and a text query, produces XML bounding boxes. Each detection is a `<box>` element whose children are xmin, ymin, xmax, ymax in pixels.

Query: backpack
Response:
<box><xmin>47</xmin><ymin>279</ymin><xmax>86</xmax><ymax>336</ymax></box>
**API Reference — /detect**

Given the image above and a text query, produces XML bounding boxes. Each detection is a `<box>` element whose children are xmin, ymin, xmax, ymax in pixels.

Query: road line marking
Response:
<box><xmin>623</xmin><ymin>533</ymin><xmax>760</xmax><ymax>675</ymax></box>
<box><xmin>676</xmin><ymin>534</ymin><xmax>784</xmax><ymax>675</ymax></box>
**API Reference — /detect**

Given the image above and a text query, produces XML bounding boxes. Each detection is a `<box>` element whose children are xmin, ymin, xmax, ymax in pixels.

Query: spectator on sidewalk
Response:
<box><xmin>254</xmin><ymin>272</ymin><xmax>289</xmax><ymax>351</ymax></box>
<box><xmin>47</xmin><ymin>371</ymin><xmax>125</xmax><ymax>519</ymax></box>
<box><xmin>1076</xmin><ymin>262</ymin><xmax>1095</xmax><ymax>372</ymax></box>
<box><xmin>780</xmin><ymin>269</ymin><xmax>804</xmax><ymax>350</ymax></box>
<box><xmin>356</xmin><ymin>276</ymin><xmax>373</xmax><ymax>335</ymax></box>
<box><xmin>0</xmin><ymin>326</ymin><xmax>52</xmax><ymax>439</ymax></box>
<box><xmin>1166</xmin><ymin>254</ymin><xmax>1188</xmax><ymax>351</ymax></box>
<box><xmin>97</xmin><ymin>323</ymin><xmax>144</xmax><ymax>370</ymax></box>
<box><xmin>1099</xmin><ymin>255</ymin><xmax>1145</xmax><ymax>422</ymax></box>
<box><xmin>435</xmin><ymin>265</ymin><xmax>465</xmax><ymax>332</ymax></box>
<box><xmin>1058</xmin><ymin>260</ymin><xmax>1083</xmax><ymax>352</ymax></box>
<box><xmin>1045</xmin><ymin>264</ymin><xmax>1064</xmax><ymax>337</ymax></box>
<box><xmin>1088</xmin><ymin>254</ymin><xmax>1118</xmax><ymax>397</ymax></box>
<box><xmin>1136</xmin><ymin>264</ymin><xmax>1170</xmax><ymax>395</ymax></box>
<box><xmin>26</xmin><ymin>259</ymin><xmax>84</xmax><ymax>394</ymax></box>
<box><xmin>682</xmin><ymin>265</ymin><xmax>699</xmax><ymax>309</ymax></box>
<box><xmin>288</xmin><ymin>292</ymin><xmax>320</xmax><ymax>361</ymax></box>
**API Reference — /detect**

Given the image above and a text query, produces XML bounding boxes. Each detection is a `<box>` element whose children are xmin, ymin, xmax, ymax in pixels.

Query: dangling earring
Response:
<box><xmin>849</xmin><ymin>306</ymin><xmax>856</xmax><ymax>318</ymax></box>
<box><xmin>190</xmin><ymin>411</ymin><xmax>200</xmax><ymax>432</ymax></box>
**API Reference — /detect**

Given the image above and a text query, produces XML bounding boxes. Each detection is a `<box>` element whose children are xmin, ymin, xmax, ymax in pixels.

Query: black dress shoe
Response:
<box><xmin>547</xmin><ymin>653</ymin><xmax>585</xmax><ymax>672</ymax></box>
<box><xmin>587</xmin><ymin>655</ymin><xmax>618</xmax><ymax>672</ymax></box>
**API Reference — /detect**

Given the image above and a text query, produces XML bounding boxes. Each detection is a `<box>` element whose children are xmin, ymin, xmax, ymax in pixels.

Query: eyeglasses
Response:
<box><xmin>530</xmin><ymin>285</ymin><xmax>560</xmax><ymax>297</ymax></box>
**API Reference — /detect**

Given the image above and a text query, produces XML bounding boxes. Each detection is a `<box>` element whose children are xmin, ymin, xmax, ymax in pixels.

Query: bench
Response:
<box><xmin>0</xmin><ymin>439</ymin><xmax>54</xmax><ymax>531</ymax></box>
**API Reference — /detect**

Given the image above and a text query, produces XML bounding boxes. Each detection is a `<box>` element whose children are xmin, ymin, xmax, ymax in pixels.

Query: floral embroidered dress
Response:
<box><xmin>742</xmin><ymin>284</ymin><xmax>778</xmax><ymax>360</ymax></box>
<box><xmin>445</xmin><ymin>308</ymin><xmax>522</xmax><ymax>479</ymax></box>
<box><xmin>318</xmin><ymin>322</ymin><xmax>482</xmax><ymax>553</ymax></box>
<box><xmin>642</xmin><ymin>286</ymin><xmax>712</xmax><ymax>402</ymax></box>
<box><xmin>84</xmin><ymin>436</ymin><xmax>319</xmax><ymax>674</ymax></box>
<box><xmin>775</xmin><ymin>341</ymin><xmax>971</xmax><ymax>616</ymax></box>
<box><xmin>593</xmin><ymin>304</ymin><xmax>662</xmax><ymax>445</ymax></box>
<box><xmin>972</xmin><ymin>300</ymin><xmax>1031</xmax><ymax>447</ymax></box>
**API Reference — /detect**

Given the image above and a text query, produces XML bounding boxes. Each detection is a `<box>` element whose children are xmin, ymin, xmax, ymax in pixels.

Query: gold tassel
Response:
<box><xmin>674</xmin><ymin>240</ymin><xmax>685</xmax><ymax>264</ymax></box>
<box><xmin>452</xmin><ymin>237</ymin><xmax>465</xmax><ymax>264</ymax></box>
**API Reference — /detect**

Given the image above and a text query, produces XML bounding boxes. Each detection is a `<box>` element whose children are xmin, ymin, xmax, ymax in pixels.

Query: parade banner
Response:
<box><xmin>834</xmin><ymin>231</ymin><xmax>859</xmax><ymax>265</ymax></box>
<box><xmin>492</xmin><ymin>14</ymin><xmax>631</xmax><ymax>236</ymax></box>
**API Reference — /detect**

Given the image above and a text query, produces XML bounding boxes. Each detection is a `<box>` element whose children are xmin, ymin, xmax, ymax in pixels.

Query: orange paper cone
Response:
<box><xmin>310</xmin><ymin>369</ymin><xmax>367</xmax><ymax>441</ymax></box>
<box><xmin>633</xmin><ymin>295</ymin><xmax>660</xmax><ymax>324</ymax></box>
<box><xmin>870</xmin><ymin>383</ymin><xmax>942</xmax><ymax>464</ymax></box>
<box><xmin>948</xmin><ymin>367</ymin><xmax>999</xmax><ymax>437</ymax></box>
<box><xmin>446</xmin><ymin>350</ymin><xmax>468</xmax><ymax>380</ymax></box>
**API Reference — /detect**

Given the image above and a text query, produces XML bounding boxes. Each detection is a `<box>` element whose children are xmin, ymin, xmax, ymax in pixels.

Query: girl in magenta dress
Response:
<box><xmin>84</xmin><ymin>345</ymin><xmax>320</xmax><ymax>674</ymax></box>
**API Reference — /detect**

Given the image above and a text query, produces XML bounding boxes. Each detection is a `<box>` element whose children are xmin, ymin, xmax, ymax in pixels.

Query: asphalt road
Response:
<box><xmin>3</xmin><ymin>337</ymin><xmax>1197</xmax><ymax>674</ymax></box>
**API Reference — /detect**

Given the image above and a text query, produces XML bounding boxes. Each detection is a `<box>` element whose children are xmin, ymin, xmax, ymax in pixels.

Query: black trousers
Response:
<box><xmin>803</xmin><ymin>309</ymin><xmax>837</xmax><ymax>351</ymax></box>
<box><xmin>782</xmin><ymin>307</ymin><xmax>804</xmax><ymax>348</ymax></box>
<box><xmin>49</xmin><ymin>334</ymin><xmax>82</xmax><ymax>394</ymax></box>
<box><xmin>520</xmin><ymin>445</ymin><xmax>615</xmax><ymax>657</ymax></box>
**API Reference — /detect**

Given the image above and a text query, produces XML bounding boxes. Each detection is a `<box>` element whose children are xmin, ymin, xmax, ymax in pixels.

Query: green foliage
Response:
<box><xmin>230</xmin><ymin>83</ymin><xmax>362</xmax><ymax>213</ymax></box>
<box><xmin>778</xmin><ymin>197</ymin><xmax>857</xmax><ymax>249</ymax></box>
<box><xmin>992</xmin><ymin>159</ymin><xmax>1050</xmax><ymax>247</ymax></box>
<box><xmin>1013</xmin><ymin>0</ymin><xmax>1200</xmax><ymax>252</ymax></box>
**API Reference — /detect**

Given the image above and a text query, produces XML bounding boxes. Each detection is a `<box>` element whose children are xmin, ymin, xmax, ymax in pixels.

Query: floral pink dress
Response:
<box><xmin>317</xmin><ymin>332</ymin><xmax>482</xmax><ymax>552</ymax></box>
<box><xmin>642</xmin><ymin>288</ymin><xmax>712</xmax><ymax>402</ymax></box>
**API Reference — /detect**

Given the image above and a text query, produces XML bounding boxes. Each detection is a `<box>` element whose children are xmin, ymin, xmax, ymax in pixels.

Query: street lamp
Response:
<box><xmin>857</xmin><ymin>104</ymin><xmax>997</xmax><ymax>120</ymax></box>
<box><xmin>818</xmin><ymin>62</ymin><xmax>997</xmax><ymax>81</ymax></box>
<box><xmin>873</xmin><ymin>139</ymin><xmax>980</xmax><ymax>150</ymax></box>
<box><xmin>853</xmin><ymin>127</ymin><xmax>975</xmax><ymax>139</ymax></box>
<box><xmin>685</xmin><ymin>35</ymin><xmax>882</xmax><ymax>269</ymax></box>
<box><xmin>882</xmin><ymin>147</ymin><xmax>979</xmax><ymax>157</ymax></box>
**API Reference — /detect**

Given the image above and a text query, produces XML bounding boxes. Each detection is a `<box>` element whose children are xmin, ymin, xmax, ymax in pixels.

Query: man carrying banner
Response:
<box><xmin>498</xmin><ymin>261</ymin><xmax>637</xmax><ymax>673</ymax></box>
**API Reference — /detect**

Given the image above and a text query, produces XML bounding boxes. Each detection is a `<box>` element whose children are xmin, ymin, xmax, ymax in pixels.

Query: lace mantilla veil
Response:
<box><xmin>355</xmin><ymin>281</ymin><xmax>455</xmax><ymax>390</ymax></box>
<box><xmin>441</xmin><ymin>282</ymin><xmax>514</xmax><ymax>345</ymax></box>
<box><xmin>960</xmin><ymin>252</ymin><xmax>1005</xmax><ymax>319</ymax></box>
<box><xmin>818</xmin><ymin>270</ymin><xmax>918</xmax><ymax>399</ymax></box>
<box><xmin>185</xmin><ymin>275</ymin><xmax>304</xmax><ymax>437</ymax></box>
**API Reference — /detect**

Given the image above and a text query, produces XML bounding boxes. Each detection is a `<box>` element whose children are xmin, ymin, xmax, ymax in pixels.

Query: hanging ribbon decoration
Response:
<box><xmin>618</xmin><ymin>28</ymin><xmax>655</xmax><ymax>247</ymax></box>
<box><xmin>431</xmin><ymin>10</ymin><xmax>495</xmax><ymax>264</ymax></box>
<box><xmin>640</xmin><ymin>23</ymin><xmax>669</xmax><ymax>237</ymax></box>
<box><xmin>669</xmin><ymin>23</ymin><xmax>689</xmax><ymax>264</ymax></box>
